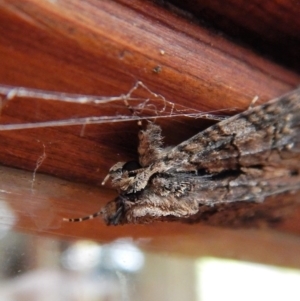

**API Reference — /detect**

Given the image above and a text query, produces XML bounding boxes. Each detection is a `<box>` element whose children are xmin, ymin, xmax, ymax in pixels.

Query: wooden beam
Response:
<box><xmin>0</xmin><ymin>0</ymin><xmax>300</xmax><ymax>266</ymax></box>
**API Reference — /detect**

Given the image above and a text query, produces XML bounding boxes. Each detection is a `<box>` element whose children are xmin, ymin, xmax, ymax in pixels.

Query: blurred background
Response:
<box><xmin>0</xmin><ymin>230</ymin><xmax>300</xmax><ymax>301</ymax></box>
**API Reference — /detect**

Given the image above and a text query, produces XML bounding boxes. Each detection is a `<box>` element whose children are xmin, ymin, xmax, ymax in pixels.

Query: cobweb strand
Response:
<box><xmin>0</xmin><ymin>81</ymin><xmax>230</xmax><ymax>131</ymax></box>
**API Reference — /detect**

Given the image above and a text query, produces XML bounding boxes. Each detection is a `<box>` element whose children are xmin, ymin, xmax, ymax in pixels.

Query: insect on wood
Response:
<box><xmin>64</xmin><ymin>89</ymin><xmax>300</xmax><ymax>226</ymax></box>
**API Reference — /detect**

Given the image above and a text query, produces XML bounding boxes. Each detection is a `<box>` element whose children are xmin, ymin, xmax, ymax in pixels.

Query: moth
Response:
<box><xmin>64</xmin><ymin>89</ymin><xmax>300</xmax><ymax>225</ymax></box>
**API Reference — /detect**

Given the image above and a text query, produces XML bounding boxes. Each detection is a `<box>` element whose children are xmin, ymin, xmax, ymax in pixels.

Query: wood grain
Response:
<box><xmin>168</xmin><ymin>0</ymin><xmax>300</xmax><ymax>71</ymax></box>
<box><xmin>0</xmin><ymin>0</ymin><xmax>299</xmax><ymax>184</ymax></box>
<box><xmin>0</xmin><ymin>0</ymin><xmax>300</xmax><ymax>265</ymax></box>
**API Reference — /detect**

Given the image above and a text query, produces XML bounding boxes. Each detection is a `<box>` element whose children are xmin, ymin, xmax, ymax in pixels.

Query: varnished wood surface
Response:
<box><xmin>0</xmin><ymin>0</ymin><xmax>299</xmax><ymax>184</ymax></box>
<box><xmin>2</xmin><ymin>165</ymin><xmax>300</xmax><ymax>269</ymax></box>
<box><xmin>168</xmin><ymin>0</ymin><xmax>300</xmax><ymax>71</ymax></box>
<box><xmin>0</xmin><ymin>0</ymin><xmax>300</xmax><ymax>266</ymax></box>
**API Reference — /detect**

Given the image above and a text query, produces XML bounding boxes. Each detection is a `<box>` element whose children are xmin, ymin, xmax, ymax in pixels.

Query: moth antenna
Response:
<box><xmin>63</xmin><ymin>211</ymin><xmax>102</xmax><ymax>222</ymax></box>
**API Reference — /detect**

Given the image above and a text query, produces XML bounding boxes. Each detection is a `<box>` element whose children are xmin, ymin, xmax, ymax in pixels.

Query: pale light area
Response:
<box><xmin>196</xmin><ymin>257</ymin><xmax>300</xmax><ymax>301</ymax></box>
<box><xmin>110</xmin><ymin>239</ymin><xmax>145</xmax><ymax>272</ymax></box>
<box><xmin>61</xmin><ymin>239</ymin><xmax>144</xmax><ymax>273</ymax></box>
<box><xmin>0</xmin><ymin>199</ymin><xmax>17</xmax><ymax>239</ymax></box>
<box><xmin>61</xmin><ymin>240</ymin><xmax>103</xmax><ymax>271</ymax></box>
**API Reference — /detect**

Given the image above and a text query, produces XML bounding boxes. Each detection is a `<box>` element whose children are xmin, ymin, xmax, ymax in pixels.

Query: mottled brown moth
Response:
<box><xmin>64</xmin><ymin>89</ymin><xmax>300</xmax><ymax>225</ymax></box>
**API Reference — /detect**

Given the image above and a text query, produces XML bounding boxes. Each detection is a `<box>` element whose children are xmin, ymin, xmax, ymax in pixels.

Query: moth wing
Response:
<box><xmin>165</xmin><ymin>89</ymin><xmax>300</xmax><ymax>172</ymax></box>
<box><xmin>122</xmin><ymin>166</ymin><xmax>300</xmax><ymax>224</ymax></box>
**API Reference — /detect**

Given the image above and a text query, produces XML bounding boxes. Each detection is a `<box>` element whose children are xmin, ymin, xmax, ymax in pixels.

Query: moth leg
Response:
<box><xmin>106</xmin><ymin>205</ymin><xmax>123</xmax><ymax>225</ymax></box>
<box><xmin>248</xmin><ymin>95</ymin><xmax>259</xmax><ymax>109</ymax></box>
<box><xmin>138</xmin><ymin>122</ymin><xmax>166</xmax><ymax>166</ymax></box>
<box><xmin>123</xmin><ymin>88</ymin><xmax>167</xmax><ymax>166</ymax></box>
